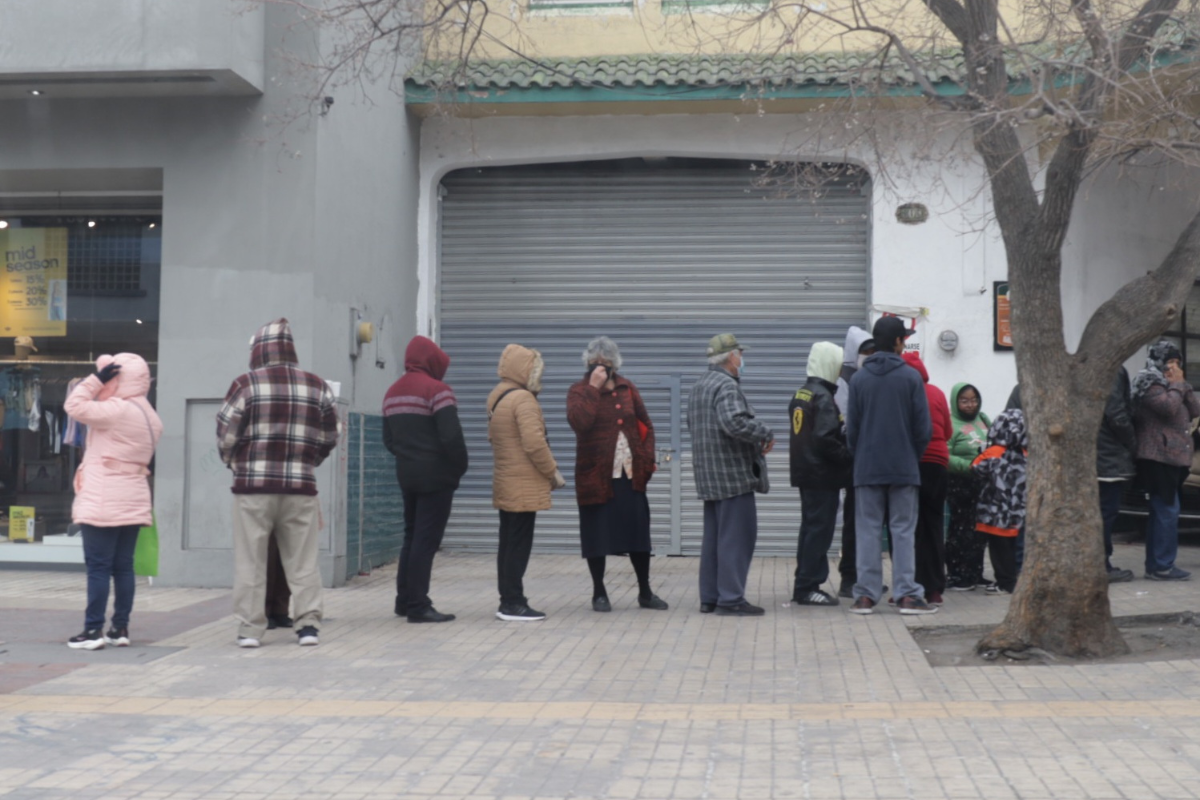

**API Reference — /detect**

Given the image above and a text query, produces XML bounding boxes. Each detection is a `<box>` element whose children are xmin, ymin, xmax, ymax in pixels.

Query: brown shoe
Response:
<box><xmin>850</xmin><ymin>597</ymin><xmax>876</xmax><ymax>615</ymax></box>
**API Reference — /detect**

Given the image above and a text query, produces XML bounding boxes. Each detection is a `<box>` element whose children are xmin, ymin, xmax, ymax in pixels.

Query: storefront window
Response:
<box><xmin>0</xmin><ymin>214</ymin><xmax>160</xmax><ymax>546</ymax></box>
<box><xmin>1164</xmin><ymin>280</ymin><xmax>1200</xmax><ymax>380</ymax></box>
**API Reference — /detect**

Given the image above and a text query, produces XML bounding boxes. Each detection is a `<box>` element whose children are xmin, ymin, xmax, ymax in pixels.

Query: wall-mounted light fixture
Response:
<box><xmin>938</xmin><ymin>330</ymin><xmax>959</xmax><ymax>352</ymax></box>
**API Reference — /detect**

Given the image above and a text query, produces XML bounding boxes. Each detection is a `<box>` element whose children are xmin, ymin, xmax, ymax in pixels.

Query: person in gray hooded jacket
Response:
<box><xmin>834</xmin><ymin>326</ymin><xmax>875</xmax><ymax>597</ymax></box>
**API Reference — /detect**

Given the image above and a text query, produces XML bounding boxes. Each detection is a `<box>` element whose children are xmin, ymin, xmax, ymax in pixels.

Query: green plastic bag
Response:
<box><xmin>134</xmin><ymin>511</ymin><xmax>159</xmax><ymax>577</ymax></box>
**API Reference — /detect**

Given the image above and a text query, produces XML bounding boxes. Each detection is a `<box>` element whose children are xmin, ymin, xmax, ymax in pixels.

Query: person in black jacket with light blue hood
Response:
<box><xmin>789</xmin><ymin>341</ymin><xmax>853</xmax><ymax>606</ymax></box>
<box><xmin>845</xmin><ymin>316</ymin><xmax>934</xmax><ymax>615</ymax></box>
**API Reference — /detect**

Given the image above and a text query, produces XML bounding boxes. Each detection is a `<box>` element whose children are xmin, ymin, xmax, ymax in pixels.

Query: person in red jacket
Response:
<box><xmin>567</xmin><ymin>337</ymin><xmax>668</xmax><ymax>612</ymax></box>
<box><xmin>903</xmin><ymin>352</ymin><xmax>952</xmax><ymax>605</ymax></box>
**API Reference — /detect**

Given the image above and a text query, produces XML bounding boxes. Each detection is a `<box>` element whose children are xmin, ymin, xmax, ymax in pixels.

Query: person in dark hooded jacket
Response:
<box><xmin>789</xmin><ymin>341</ymin><xmax>852</xmax><ymax>606</ymax></box>
<box><xmin>383</xmin><ymin>335</ymin><xmax>469</xmax><ymax>623</ymax></box>
<box><xmin>217</xmin><ymin>318</ymin><xmax>340</xmax><ymax>648</ymax></box>
<box><xmin>845</xmin><ymin>316</ymin><xmax>934</xmax><ymax>615</ymax></box>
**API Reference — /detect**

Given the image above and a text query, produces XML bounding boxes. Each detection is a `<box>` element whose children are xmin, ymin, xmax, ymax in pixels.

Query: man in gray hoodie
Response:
<box><xmin>834</xmin><ymin>326</ymin><xmax>875</xmax><ymax>597</ymax></box>
<box><xmin>845</xmin><ymin>316</ymin><xmax>934</xmax><ymax>615</ymax></box>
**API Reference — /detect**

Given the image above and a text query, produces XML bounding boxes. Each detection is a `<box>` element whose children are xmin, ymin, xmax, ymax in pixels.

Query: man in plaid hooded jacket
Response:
<box><xmin>217</xmin><ymin>318</ymin><xmax>340</xmax><ymax>648</ymax></box>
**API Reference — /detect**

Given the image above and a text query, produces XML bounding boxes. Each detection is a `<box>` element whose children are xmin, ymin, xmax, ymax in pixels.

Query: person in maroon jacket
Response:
<box><xmin>383</xmin><ymin>336</ymin><xmax>469</xmax><ymax>623</ymax></box>
<box><xmin>903</xmin><ymin>352</ymin><xmax>952</xmax><ymax>605</ymax></box>
<box><xmin>567</xmin><ymin>337</ymin><xmax>668</xmax><ymax>612</ymax></box>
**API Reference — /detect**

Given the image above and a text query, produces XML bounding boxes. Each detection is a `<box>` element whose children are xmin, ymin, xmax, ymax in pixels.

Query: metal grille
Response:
<box><xmin>68</xmin><ymin>224</ymin><xmax>143</xmax><ymax>291</ymax></box>
<box><xmin>437</xmin><ymin>158</ymin><xmax>870</xmax><ymax>555</ymax></box>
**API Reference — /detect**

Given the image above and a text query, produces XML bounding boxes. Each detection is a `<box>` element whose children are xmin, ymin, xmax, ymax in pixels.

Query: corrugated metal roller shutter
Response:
<box><xmin>438</xmin><ymin>158</ymin><xmax>870</xmax><ymax>555</ymax></box>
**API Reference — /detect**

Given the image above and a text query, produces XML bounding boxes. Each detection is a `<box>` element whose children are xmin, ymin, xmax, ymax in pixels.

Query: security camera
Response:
<box><xmin>320</xmin><ymin>96</ymin><xmax>334</xmax><ymax>116</ymax></box>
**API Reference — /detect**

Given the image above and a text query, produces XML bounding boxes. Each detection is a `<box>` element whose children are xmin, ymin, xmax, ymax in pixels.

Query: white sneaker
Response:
<box><xmin>237</xmin><ymin>636</ymin><xmax>261</xmax><ymax>648</ymax></box>
<box><xmin>296</xmin><ymin>626</ymin><xmax>320</xmax><ymax>646</ymax></box>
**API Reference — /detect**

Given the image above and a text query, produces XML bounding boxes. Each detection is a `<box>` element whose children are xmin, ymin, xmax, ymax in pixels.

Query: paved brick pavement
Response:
<box><xmin>1</xmin><ymin>541</ymin><xmax>1200</xmax><ymax>799</ymax></box>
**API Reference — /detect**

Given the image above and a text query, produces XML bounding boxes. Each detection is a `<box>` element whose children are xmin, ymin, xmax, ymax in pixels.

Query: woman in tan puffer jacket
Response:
<box><xmin>487</xmin><ymin>344</ymin><xmax>564</xmax><ymax>621</ymax></box>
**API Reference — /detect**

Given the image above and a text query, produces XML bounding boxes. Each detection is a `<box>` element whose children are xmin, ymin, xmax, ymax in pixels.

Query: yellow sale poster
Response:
<box><xmin>8</xmin><ymin>506</ymin><xmax>35</xmax><ymax>541</ymax></box>
<box><xmin>0</xmin><ymin>227</ymin><xmax>68</xmax><ymax>336</ymax></box>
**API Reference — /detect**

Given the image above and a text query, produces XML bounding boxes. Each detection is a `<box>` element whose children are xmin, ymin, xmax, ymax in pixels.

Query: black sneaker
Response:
<box><xmin>592</xmin><ymin>596</ymin><xmax>612</xmax><ymax>613</ymax></box>
<box><xmin>837</xmin><ymin>581</ymin><xmax>854</xmax><ymax>599</ymax></box>
<box><xmin>104</xmin><ymin>627</ymin><xmax>131</xmax><ymax>647</ymax></box>
<box><xmin>699</xmin><ymin>603</ymin><xmax>716</xmax><ymax>614</ymax></box>
<box><xmin>793</xmin><ymin>590</ymin><xmax>839</xmax><ymax>606</ymax></box>
<box><xmin>67</xmin><ymin>629</ymin><xmax>105</xmax><ymax>650</ymax></box>
<box><xmin>1146</xmin><ymin>567</ymin><xmax>1191</xmax><ymax>581</ymax></box>
<box><xmin>296</xmin><ymin>626</ymin><xmax>319</xmax><ymax>646</ymax></box>
<box><xmin>496</xmin><ymin>604</ymin><xmax>546</xmax><ymax>621</ymax></box>
<box><xmin>1106</xmin><ymin>568</ymin><xmax>1134</xmax><ymax>583</ymax></box>
<box><xmin>266</xmin><ymin>615</ymin><xmax>293</xmax><ymax>630</ymax></box>
<box><xmin>715</xmin><ymin>602</ymin><xmax>765</xmax><ymax>616</ymax></box>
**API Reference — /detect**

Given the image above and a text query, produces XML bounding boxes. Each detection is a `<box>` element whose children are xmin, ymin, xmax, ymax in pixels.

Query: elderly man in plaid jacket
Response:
<box><xmin>217</xmin><ymin>318</ymin><xmax>340</xmax><ymax>648</ymax></box>
<box><xmin>687</xmin><ymin>334</ymin><xmax>775</xmax><ymax>616</ymax></box>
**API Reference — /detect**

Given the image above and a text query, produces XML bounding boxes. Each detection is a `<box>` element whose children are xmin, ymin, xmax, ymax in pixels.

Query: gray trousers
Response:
<box><xmin>700</xmin><ymin>493</ymin><xmax>758</xmax><ymax>607</ymax></box>
<box><xmin>853</xmin><ymin>484</ymin><xmax>921</xmax><ymax>602</ymax></box>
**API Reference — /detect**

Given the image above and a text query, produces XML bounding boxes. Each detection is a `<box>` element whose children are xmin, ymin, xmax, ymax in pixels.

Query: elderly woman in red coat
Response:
<box><xmin>567</xmin><ymin>337</ymin><xmax>668</xmax><ymax>612</ymax></box>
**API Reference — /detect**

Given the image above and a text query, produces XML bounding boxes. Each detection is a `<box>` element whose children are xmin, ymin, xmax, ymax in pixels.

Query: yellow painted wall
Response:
<box><xmin>427</xmin><ymin>0</ymin><xmax>1049</xmax><ymax>62</ymax></box>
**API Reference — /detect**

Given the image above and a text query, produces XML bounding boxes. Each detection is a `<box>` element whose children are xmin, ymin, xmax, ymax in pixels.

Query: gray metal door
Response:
<box><xmin>437</xmin><ymin>158</ymin><xmax>870</xmax><ymax>555</ymax></box>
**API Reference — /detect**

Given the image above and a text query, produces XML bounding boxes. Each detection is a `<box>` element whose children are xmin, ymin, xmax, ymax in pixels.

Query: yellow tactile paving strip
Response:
<box><xmin>0</xmin><ymin>694</ymin><xmax>1194</xmax><ymax>721</ymax></box>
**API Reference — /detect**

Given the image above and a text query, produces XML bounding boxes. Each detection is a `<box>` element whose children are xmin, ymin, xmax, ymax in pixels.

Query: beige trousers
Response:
<box><xmin>232</xmin><ymin>494</ymin><xmax>323</xmax><ymax>638</ymax></box>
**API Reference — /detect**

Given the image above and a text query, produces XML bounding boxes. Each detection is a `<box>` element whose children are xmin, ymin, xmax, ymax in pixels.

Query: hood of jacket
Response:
<box><xmin>497</xmin><ymin>344</ymin><xmax>544</xmax><ymax>394</ymax></box>
<box><xmin>950</xmin><ymin>382</ymin><xmax>983</xmax><ymax>422</ymax></box>
<box><xmin>405</xmin><ymin>335</ymin><xmax>449</xmax><ymax>381</ymax></box>
<box><xmin>249</xmin><ymin>318</ymin><xmax>299</xmax><ymax>369</ymax></box>
<box><xmin>989</xmin><ymin>408</ymin><xmax>1027</xmax><ymax>450</ymax></box>
<box><xmin>901</xmin><ymin>351</ymin><xmax>929</xmax><ymax>382</ymax></box>
<box><xmin>842</xmin><ymin>325</ymin><xmax>873</xmax><ymax>367</ymax></box>
<box><xmin>96</xmin><ymin>353</ymin><xmax>153</xmax><ymax>401</ymax></box>
<box><xmin>862</xmin><ymin>351</ymin><xmax>908</xmax><ymax>376</ymax></box>
<box><xmin>807</xmin><ymin>342</ymin><xmax>843</xmax><ymax>384</ymax></box>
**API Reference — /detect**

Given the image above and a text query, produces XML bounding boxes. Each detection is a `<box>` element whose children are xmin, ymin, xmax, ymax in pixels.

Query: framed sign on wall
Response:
<box><xmin>994</xmin><ymin>281</ymin><xmax>1013</xmax><ymax>351</ymax></box>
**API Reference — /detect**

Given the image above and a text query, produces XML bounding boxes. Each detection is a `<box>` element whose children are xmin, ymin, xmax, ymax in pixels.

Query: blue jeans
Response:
<box><xmin>81</xmin><ymin>524</ymin><xmax>140</xmax><ymax>630</ymax></box>
<box><xmin>1146</xmin><ymin>488</ymin><xmax>1181</xmax><ymax>574</ymax></box>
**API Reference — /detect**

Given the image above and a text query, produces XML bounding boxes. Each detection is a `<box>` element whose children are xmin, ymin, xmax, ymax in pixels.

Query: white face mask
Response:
<box><xmin>856</xmin><ymin>353</ymin><xmax>869</xmax><ymax>369</ymax></box>
<box><xmin>736</xmin><ymin>353</ymin><xmax>746</xmax><ymax>375</ymax></box>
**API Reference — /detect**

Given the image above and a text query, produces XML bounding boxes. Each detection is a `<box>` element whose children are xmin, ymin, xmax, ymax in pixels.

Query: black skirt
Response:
<box><xmin>578</xmin><ymin>477</ymin><xmax>652</xmax><ymax>558</ymax></box>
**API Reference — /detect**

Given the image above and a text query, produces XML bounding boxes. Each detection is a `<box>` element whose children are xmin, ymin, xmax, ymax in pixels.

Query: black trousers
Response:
<box><xmin>988</xmin><ymin>534</ymin><xmax>1018</xmax><ymax>592</ymax></box>
<box><xmin>265</xmin><ymin>533</ymin><xmax>291</xmax><ymax>618</ymax></box>
<box><xmin>498</xmin><ymin>510</ymin><xmax>537</xmax><ymax>607</ymax></box>
<box><xmin>915</xmin><ymin>462</ymin><xmax>948</xmax><ymax>596</ymax></box>
<box><xmin>838</xmin><ymin>485</ymin><xmax>857</xmax><ymax>587</ymax></box>
<box><xmin>945</xmin><ymin>474</ymin><xmax>986</xmax><ymax>588</ymax></box>
<box><xmin>396</xmin><ymin>488</ymin><xmax>455</xmax><ymax>614</ymax></box>
<box><xmin>794</xmin><ymin>487</ymin><xmax>840</xmax><ymax>596</ymax></box>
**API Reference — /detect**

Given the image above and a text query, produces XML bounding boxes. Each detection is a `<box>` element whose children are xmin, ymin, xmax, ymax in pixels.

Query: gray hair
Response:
<box><xmin>582</xmin><ymin>336</ymin><xmax>623</xmax><ymax>369</ymax></box>
<box><xmin>708</xmin><ymin>351</ymin><xmax>736</xmax><ymax>367</ymax></box>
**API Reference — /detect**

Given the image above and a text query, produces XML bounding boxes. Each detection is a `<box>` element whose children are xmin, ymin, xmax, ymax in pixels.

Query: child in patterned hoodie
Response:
<box><xmin>972</xmin><ymin>408</ymin><xmax>1028</xmax><ymax>594</ymax></box>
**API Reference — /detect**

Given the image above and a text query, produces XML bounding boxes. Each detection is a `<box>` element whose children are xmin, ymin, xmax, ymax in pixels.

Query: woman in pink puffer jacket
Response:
<box><xmin>63</xmin><ymin>353</ymin><xmax>163</xmax><ymax>650</ymax></box>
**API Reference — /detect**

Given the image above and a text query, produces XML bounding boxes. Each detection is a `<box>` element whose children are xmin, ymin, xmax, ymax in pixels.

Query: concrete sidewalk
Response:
<box><xmin>2</xmin><ymin>543</ymin><xmax>1200</xmax><ymax>799</ymax></box>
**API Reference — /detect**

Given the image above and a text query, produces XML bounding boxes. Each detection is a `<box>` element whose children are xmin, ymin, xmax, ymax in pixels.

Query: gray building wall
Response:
<box><xmin>0</xmin><ymin>5</ymin><xmax>419</xmax><ymax>586</ymax></box>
